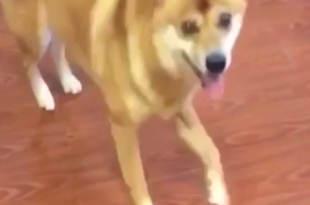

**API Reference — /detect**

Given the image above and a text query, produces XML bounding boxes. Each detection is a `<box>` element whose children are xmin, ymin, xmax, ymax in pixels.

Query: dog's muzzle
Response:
<box><xmin>181</xmin><ymin>51</ymin><xmax>204</xmax><ymax>83</ymax></box>
<box><xmin>181</xmin><ymin>51</ymin><xmax>225</xmax><ymax>98</ymax></box>
<box><xmin>181</xmin><ymin>51</ymin><xmax>222</xmax><ymax>88</ymax></box>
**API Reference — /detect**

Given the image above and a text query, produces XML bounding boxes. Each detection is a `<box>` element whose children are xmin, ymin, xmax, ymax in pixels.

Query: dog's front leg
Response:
<box><xmin>176</xmin><ymin>104</ymin><xmax>229</xmax><ymax>205</ymax></box>
<box><xmin>111</xmin><ymin>122</ymin><xmax>153</xmax><ymax>205</ymax></box>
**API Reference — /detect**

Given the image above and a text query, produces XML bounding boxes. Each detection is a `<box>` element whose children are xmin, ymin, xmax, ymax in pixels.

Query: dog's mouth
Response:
<box><xmin>181</xmin><ymin>52</ymin><xmax>224</xmax><ymax>99</ymax></box>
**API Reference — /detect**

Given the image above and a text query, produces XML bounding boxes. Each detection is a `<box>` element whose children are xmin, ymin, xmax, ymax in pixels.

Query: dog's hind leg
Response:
<box><xmin>176</xmin><ymin>104</ymin><xmax>229</xmax><ymax>205</ymax></box>
<box><xmin>26</xmin><ymin>28</ymin><xmax>55</xmax><ymax>110</ymax></box>
<box><xmin>50</xmin><ymin>33</ymin><xmax>82</xmax><ymax>94</ymax></box>
<box><xmin>2</xmin><ymin>0</ymin><xmax>55</xmax><ymax>110</ymax></box>
<box><xmin>111</xmin><ymin>121</ymin><xmax>153</xmax><ymax>205</ymax></box>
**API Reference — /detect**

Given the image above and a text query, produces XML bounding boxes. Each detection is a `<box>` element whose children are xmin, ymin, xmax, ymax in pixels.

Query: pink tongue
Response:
<box><xmin>206</xmin><ymin>76</ymin><xmax>224</xmax><ymax>99</ymax></box>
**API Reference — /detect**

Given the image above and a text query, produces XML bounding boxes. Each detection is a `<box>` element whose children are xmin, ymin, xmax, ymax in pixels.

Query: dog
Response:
<box><xmin>1</xmin><ymin>0</ymin><xmax>247</xmax><ymax>204</ymax></box>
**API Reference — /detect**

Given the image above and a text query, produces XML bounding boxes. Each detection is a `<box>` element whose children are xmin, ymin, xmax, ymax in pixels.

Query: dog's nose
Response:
<box><xmin>205</xmin><ymin>52</ymin><xmax>227</xmax><ymax>74</ymax></box>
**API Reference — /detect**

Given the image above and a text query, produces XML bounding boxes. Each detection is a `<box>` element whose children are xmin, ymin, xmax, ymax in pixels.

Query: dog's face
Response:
<box><xmin>153</xmin><ymin>0</ymin><xmax>247</xmax><ymax>97</ymax></box>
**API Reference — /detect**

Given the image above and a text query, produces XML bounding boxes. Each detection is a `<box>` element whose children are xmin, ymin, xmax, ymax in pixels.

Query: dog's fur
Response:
<box><xmin>1</xmin><ymin>0</ymin><xmax>246</xmax><ymax>204</ymax></box>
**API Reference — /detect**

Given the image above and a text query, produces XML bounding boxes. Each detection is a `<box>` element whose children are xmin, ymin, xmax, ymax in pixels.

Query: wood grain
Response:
<box><xmin>1</xmin><ymin>0</ymin><xmax>310</xmax><ymax>205</ymax></box>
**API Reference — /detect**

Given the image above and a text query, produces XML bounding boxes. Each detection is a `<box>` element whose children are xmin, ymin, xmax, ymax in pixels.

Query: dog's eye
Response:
<box><xmin>181</xmin><ymin>20</ymin><xmax>200</xmax><ymax>36</ymax></box>
<box><xmin>218</xmin><ymin>12</ymin><xmax>232</xmax><ymax>29</ymax></box>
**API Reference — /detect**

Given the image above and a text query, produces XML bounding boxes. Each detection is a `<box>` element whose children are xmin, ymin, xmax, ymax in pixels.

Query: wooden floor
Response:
<box><xmin>0</xmin><ymin>1</ymin><xmax>310</xmax><ymax>205</ymax></box>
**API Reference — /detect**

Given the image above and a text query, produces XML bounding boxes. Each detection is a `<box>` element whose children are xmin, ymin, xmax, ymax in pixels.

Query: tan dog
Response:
<box><xmin>1</xmin><ymin>0</ymin><xmax>246</xmax><ymax>204</ymax></box>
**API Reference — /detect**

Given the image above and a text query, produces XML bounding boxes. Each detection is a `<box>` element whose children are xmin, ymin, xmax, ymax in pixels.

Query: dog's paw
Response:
<box><xmin>208</xmin><ymin>181</ymin><xmax>229</xmax><ymax>205</ymax></box>
<box><xmin>60</xmin><ymin>73</ymin><xmax>82</xmax><ymax>94</ymax></box>
<box><xmin>207</xmin><ymin>172</ymin><xmax>229</xmax><ymax>205</ymax></box>
<box><xmin>34</xmin><ymin>83</ymin><xmax>55</xmax><ymax>111</ymax></box>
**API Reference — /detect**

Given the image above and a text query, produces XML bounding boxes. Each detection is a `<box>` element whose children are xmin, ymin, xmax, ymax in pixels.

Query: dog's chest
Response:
<box><xmin>148</xmin><ymin>69</ymin><xmax>198</xmax><ymax>116</ymax></box>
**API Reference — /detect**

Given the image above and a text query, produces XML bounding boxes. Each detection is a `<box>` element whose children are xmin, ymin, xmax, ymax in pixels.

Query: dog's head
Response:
<box><xmin>153</xmin><ymin>0</ymin><xmax>247</xmax><ymax>97</ymax></box>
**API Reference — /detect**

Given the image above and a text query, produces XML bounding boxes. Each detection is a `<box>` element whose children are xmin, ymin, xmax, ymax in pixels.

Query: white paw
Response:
<box><xmin>208</xmin><ymin>173</ymin><xmax>229</xmax><ymax>205</ymax></box>
<box><xmin>34</xmin><ymin>83</ymin><xmax>55</xmax><ymax>111</ymax></box>
<box><xmin>60</xmin><ymin>73</ymin><xmax>82</xmax><ymax>94</ymax></box>
<box><xmin>207</xmin><ymin>171</ymin><xmax>229</xmax><ymax>205</ymax></box>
